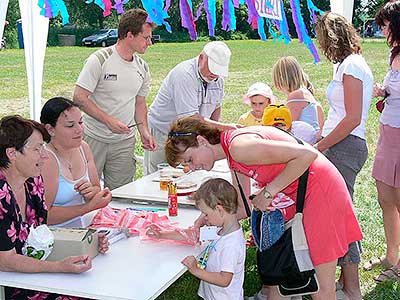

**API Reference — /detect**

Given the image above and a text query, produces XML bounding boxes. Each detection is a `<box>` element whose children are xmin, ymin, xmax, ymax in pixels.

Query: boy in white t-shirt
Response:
<box><xmin>146</xmin><ymin>178</ymin><xmax>245</xmax><ymax>300</ymax></box>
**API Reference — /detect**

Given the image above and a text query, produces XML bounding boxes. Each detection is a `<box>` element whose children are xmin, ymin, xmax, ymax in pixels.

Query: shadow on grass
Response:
<box><xmin>364</xmin><ymin>281</ymin><xmax>400</xmax><ymax>300</ymax></box>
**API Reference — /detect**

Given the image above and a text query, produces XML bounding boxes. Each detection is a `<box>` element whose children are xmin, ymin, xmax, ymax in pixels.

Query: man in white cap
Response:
<box><xmin>144</xmin><ymin>41</ymin><xmax>232</xmax><ymax>174</ymax></box>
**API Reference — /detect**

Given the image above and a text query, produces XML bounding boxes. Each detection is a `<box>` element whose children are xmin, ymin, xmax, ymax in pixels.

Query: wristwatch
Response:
<box><xmin>263</xmin><ymin>188</ymin><xmax>273</xmax><ymax>200</ymax></box>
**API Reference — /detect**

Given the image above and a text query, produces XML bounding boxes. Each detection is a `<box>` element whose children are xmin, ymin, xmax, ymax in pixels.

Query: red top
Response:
<box><xmin>221</xmin><ymin>126</ymin><xmax>363</xmax><ymax>265</ymax></box>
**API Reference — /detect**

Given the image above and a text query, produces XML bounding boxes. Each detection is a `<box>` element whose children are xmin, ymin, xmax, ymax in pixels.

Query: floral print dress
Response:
<box><xmin>0</xmin><ymin>175</ymin><xmax>85</xmax><ymax>300</ymax></box>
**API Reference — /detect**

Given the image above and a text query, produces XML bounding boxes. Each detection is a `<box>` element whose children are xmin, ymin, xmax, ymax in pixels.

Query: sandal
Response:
<box><xmin>363</xmin><ymin>256</ymin><xmax>393</xmax><ymax>271</ymax></box>
<box><xmin>374</xmin><ymin>266</ymin><xmax>400</xmax><ymax>283</ymax></box>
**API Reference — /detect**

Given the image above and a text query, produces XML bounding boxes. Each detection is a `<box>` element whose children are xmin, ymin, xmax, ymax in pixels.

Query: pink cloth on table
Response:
<box><xmin>90</xmin><ymin>206</ymin><xmax>197</xmax><ymax>245</ymax></box>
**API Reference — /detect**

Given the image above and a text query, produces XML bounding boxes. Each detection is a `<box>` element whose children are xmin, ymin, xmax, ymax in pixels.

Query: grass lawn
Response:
<box><xmin>0</xmin><ymin>39</ymin><xmax>399</xmax><ymax>299</ymax></box>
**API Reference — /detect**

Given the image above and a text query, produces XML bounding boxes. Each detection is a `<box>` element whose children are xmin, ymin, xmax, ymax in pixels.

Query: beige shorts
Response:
<box><xmin>143</xmin><ymin>126</ymin><xmax>168</xmax><ymax>175</ymax></box>
<box><xmin>84</xmin><ymin>135</ymin><xmax>136</xmax><ymax>191</ymax></box>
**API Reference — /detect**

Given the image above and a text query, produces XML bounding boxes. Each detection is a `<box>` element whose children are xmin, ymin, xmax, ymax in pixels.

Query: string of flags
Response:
<box><xmin>38</xmin><ymin>0</ymin><xmax>323</xmax><ymax>62</ymax></box>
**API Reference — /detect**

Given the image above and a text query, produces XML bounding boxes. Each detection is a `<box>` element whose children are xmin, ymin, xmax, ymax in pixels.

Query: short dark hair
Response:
<box><xmin>375</xmin><ymin>1</ymin><xmax>400</xmax><ymax>49</ymax></box>
<box><xmin>191</xmin><ymin>178</ymin><xmax>238</xmax><ymax>214</ymax></box>
<box><xmin>0</xmin><ymin>115</ymin><xmax>49</xmax><ymax>169</ymax></box>
<box><xmin>40</xmin><ymin>97</ymin><xmax>78</xmax><ymax>128</ymax></box>
<box><xmin>118</xmin><ymin>8</ymin><xmax>156</xmax><ymax>39</ymax></box>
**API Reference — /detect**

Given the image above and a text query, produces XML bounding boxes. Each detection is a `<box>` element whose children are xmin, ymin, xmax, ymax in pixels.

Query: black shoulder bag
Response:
<box><xmin>235</xmin><ymin>134</ymin><xmax>319</xmax><ymax>297</ymax></box>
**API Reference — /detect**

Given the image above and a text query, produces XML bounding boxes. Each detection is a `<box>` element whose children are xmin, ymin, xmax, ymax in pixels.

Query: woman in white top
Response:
<box><xmin>366</xmin><ymin>1</ymin><xmax>400</xmax><ymax>282</ymax></box>
<box><xmin>40</xmin><ymin>97</ymin><xmax>111</xmax><ymax>226</ymax></box>
<box><xmin>314</xmin><ymin>12</ymin><xmax>373</xmax><ymax>300</ymax></box>
<box><xmin>272</xmin><ymin>56</ymin><xmax>324</xmax><ymax>140</ymax></box>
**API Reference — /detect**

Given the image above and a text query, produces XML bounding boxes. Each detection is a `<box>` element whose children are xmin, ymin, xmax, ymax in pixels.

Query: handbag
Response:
<box><xmin>376</xmin><ymin>91</ymin><xmax>390</xmax><ymax>113</ymax></box>
<box><xmin>256</xmin><ymin>168</ymin><xmax>319</xmax><ymax>297</ymax></box>
<box><xmin>235</xmin><ymin>134</ymin><xmax>319</xmax><ymax>297</ymax></box>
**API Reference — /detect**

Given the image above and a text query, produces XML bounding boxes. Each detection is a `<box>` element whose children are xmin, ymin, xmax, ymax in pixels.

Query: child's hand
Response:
<box><xmin>98</xmin><ymin>232</ymin><xmax>110</xmax><ymax>254</ymax></box>
<box><xmin>181</xmin><ymin>255</ymin><xmax>199</xmax><ymax>272</ymax></box>
<box><xmin>145</xmin><ymin>225</ymin><xmax>162</xmax><ymax>239</ymax></box>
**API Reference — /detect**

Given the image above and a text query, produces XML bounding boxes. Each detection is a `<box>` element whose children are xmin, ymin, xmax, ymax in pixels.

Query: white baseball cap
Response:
<box><xmin>243</xmin><ymin>82</ymin><xmax>276</xmax><ymax>104</ymax></box>
<box><xmin>203</xmin><ymin>41</ymin><xmax>231</xmax><ymax>77</ymax></box>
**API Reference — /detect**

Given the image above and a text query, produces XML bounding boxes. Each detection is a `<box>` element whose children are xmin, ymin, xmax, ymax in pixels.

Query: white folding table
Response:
<box><xmin>0</xmin><ymin>202</ymin><xmax>203</xmax><ymax>300</ymax></box>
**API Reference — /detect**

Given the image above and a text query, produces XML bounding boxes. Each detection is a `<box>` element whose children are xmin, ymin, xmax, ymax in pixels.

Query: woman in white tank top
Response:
<box><xmin>40</xmin><ymin>97</ymin><xmax>112</xmax><ymax>226</ymax></box>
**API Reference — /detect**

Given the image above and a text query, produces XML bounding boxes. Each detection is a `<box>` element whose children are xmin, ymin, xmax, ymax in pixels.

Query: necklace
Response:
<box><xmin>50</xmin><ymin>142</ymin><xmax>73</xmax><ymax>172</ymax></box>
<box><xmin>198</xmin><ymin>221</ymin><xmax>240</xmax><ymax>269</ymax></box>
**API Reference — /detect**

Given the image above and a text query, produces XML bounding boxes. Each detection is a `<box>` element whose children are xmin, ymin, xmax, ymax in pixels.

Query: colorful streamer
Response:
<box><xmin>277</xmin><ymin>0</ymin><xmax>290</xmax><ymax>44</ymax></box>
<box><xmin>85</xmin><ymin>0</ymin><xmax>105</xmax><ymax>10</ymax></box>
<box><xmin>180</xmin><ymin>0</ymin><xmax>197</xmax><ymax>40</ymax></box>
<box><xmin>222</xmin><ymin>0</ymin><xmax>236</xmax><ymax>31</ymax></box>
<box><xmin>38</xmin><ymin>0</ymin><xmax>69</xmax><ymax>25</ymax></box>
<box><xmin>290</xmin><ymin>0</ymin><xmax>320</xmax><ymax>63</ymax></box>
<box><xmin>203</xmin><ymin>0</ymin><xmax>217</xmax><ymax>37</ymax></box>
<box><xmin>141</xmin><ymin>0</ymin><xmax>172</xmax><ymax>32</ymax></box>
<box><xmin>257</xmin><ymin>17</ymin><xmax>266</xmax><ymax>41</ymax></box>
<box><xmin>113</xmin><ymin>0</ymin><xmax>125</xmax><ymax>14</ymax></box>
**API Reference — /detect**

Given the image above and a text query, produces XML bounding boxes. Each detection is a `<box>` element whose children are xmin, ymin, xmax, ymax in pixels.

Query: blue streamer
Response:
<box><xmin>292</xmin><ymin>0</ymin><xmax>320</xmax><ymax>63</ymax></box>
<box><xmin>85</xmin><ymin>0</ymin><xmax>105</xmax><ymax>10</ymax></box>
<box><xmin>229</xmin><ymin>0</ymin><xmax>236</xmax><ymax>31</ymax></box>
<box><xmin>266</xmin><ymin>18</ymin><xmax>277</xmax><ymax>42</ymax></box>
<box><xmin>141</xmin><ymin>0</ymin><xmax>172</xmax><ymax>32</ymax></box>
<box><xmin>257</xmin><ymin>17</ymin><xmax>266</xmax><ymax>41</ymax></box>
<box><xmin>277</xmin><ymin>0</ymin><xmax>290</xmax><ymax>44</ymax></box>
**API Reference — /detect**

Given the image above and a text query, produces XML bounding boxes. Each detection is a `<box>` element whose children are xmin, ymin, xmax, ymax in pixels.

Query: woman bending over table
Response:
<box><xmin>164</xmin><ymin>116</ymin><xmax>362</xmax><ymax>300</ymax></box>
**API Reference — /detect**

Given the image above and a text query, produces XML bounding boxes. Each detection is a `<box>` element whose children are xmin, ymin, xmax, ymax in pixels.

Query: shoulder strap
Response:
<box><xmin>235</xmin><ymin>128</ymin><xmax>310</xmax><ymax>216</ymax></box>
<box><xmin>234</xmin><ymin>171</ymin><xmax>252</xmax><ymax>217</ymax></box>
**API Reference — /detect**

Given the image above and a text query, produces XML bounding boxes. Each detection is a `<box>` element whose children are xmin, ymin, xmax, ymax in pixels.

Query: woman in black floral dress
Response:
<box><xmin>0</xmin><ymin>115</ymin><xmax>107</xmax><ymax>300</ymax></box>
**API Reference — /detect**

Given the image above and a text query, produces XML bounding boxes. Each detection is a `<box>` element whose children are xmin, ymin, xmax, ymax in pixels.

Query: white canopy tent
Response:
<box><xmin>0</xmin><ymin>0</ymin><xmax>353</xmax><ymax>121</ymax></box>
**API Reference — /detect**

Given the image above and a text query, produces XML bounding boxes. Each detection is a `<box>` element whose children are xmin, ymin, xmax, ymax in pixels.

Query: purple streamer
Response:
<box><xmin>194</xmin><ymin>4</ymin><xmax>203</xmax><ymax>21</ymax></box>
<box><xmin>290</xmin><ymin>0</ymin><xmax>303</xmax><ymax>42</ymax></box>
<box><xmin>232</xmin><ymin>0</ymin><xmax>239</xmax><ymax>8</ymax></box>
<box><xmin>44</xmin><ymin>0</ymin><xmax>53</xmax><ymax>18</ymax></box>
<box><xmin>179</xmin><ymin>0</ymin><xmax>197</xmax><ymax>40</ymax></box>
<box><xmin>113</xmin><ymin>0</ymin><xmax>125</xmax><ymax>14</ymax></box>
<box><xmin>245</xmin><ymin>0</ymin><xmax>258</xmax><ymax>26</ymax></box>
<box><xmin>222</xmin><ymin>0</ymin><xmax>230</xmax><ymax>30</ymax></box>
<box><xmin>165</xmin><ymin>0</ymin><xmax>171</xmax><ymax>11</ymax></box>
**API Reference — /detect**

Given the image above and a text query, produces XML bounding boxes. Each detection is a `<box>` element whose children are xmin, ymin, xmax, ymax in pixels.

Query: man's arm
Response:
<box><xmin>73</xmin><ymin>85</ymin><xmax>130</xmax><ymax>134</ymax></box>
<box><xmin>135</xmin><ymin>95</ymin><xmax>156</xmax><ymax>151</ymax></box>
<box><xmin>209</xmin><ymin>106</ymin><xmax>221</xmax><ymax>121</ymax></box>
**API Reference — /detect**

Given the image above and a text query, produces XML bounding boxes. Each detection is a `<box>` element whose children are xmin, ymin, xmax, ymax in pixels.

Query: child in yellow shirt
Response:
<box><xmin>238</xmin><ymin>82</ymin><xmax>276</xmax><ymax>126</ymax></box>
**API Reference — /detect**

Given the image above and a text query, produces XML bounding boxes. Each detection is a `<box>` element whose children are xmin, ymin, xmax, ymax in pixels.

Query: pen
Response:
<box><xmin>127</xmin><ymin>122</ymin><xmax>142</xmax><ymax>128</ymax></box>
<box><xmin>127</xmin><ymin>207</ymin><xmax>167</xmax><ymax>212</ymax></box>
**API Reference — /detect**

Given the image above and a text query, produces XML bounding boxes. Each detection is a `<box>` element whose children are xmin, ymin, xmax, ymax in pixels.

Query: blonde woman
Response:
<box><xmin>272</xmin><ymin>56</ymin><xmax>324</xmax><ymax>141</ymax></box>
<box><xmin>314</xmin><ymin>12</ymin><xmax>373</xmax><ymax>300</ymax></box>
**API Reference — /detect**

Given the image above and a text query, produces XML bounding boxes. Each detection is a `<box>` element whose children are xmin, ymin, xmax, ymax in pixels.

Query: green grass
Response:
<box><xmin>0</xmin><ymin>39</ymin><xmax>399</xmax><ymax>299</ymax></box>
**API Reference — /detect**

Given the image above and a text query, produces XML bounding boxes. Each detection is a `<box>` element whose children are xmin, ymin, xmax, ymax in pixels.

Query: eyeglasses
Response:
<box><xmin>139</xmin><ymin>33</ymin><xmax>153</xmax><ymax>42</ymax></box>
<box><xmin>168</xmin><ymin>131</ymin><xmax>198</xmax><ymax>138</ymax></box>
<box><xmin>23</xmin><ymin>143</ymin><xmax>47</xmax><ymax>155</ymax></box>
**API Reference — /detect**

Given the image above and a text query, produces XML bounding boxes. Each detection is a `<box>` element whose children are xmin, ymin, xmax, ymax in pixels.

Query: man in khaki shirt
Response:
<box><xmin>73</xmin><ymin>9</ymin><xmax>156</xmax><ymax>190</ymax></box>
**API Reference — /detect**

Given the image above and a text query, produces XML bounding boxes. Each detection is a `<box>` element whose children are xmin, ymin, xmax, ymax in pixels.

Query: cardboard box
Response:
<box><xmin>46</xmin><ymin>228</ymin><xmax>98</xmax><ymax>261</ymax></box>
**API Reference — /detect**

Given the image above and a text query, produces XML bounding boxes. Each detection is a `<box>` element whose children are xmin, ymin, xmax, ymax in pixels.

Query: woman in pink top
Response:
<box><xmin>165</xmin><ymin>116</ymin><xmax>362</xmax><ymax>300</ymax></box>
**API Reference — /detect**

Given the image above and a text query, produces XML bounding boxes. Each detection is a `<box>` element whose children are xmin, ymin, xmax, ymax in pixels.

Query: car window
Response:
<box><xmin>99</xmin><ymin>29</ymin><xmax>108</xmax><ymax>34</ymax></box>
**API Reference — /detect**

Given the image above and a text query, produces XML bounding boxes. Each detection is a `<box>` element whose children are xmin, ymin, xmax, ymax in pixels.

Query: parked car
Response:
<box><xmin>82</xmin><ymin>29</ymin><xmax>118</xmax><ymax>47</ymax></box>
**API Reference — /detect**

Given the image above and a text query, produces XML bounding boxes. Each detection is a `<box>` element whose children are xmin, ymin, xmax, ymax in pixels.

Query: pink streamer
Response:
<box><xmin>102</xmin><ymin>0</ymin><xmax>113</xmax><ymax>17</ymax></box>
<box><xmin>91</xmin><ymin>207</ymin><xmax>197</xmax><ymax>245</ymax></box>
